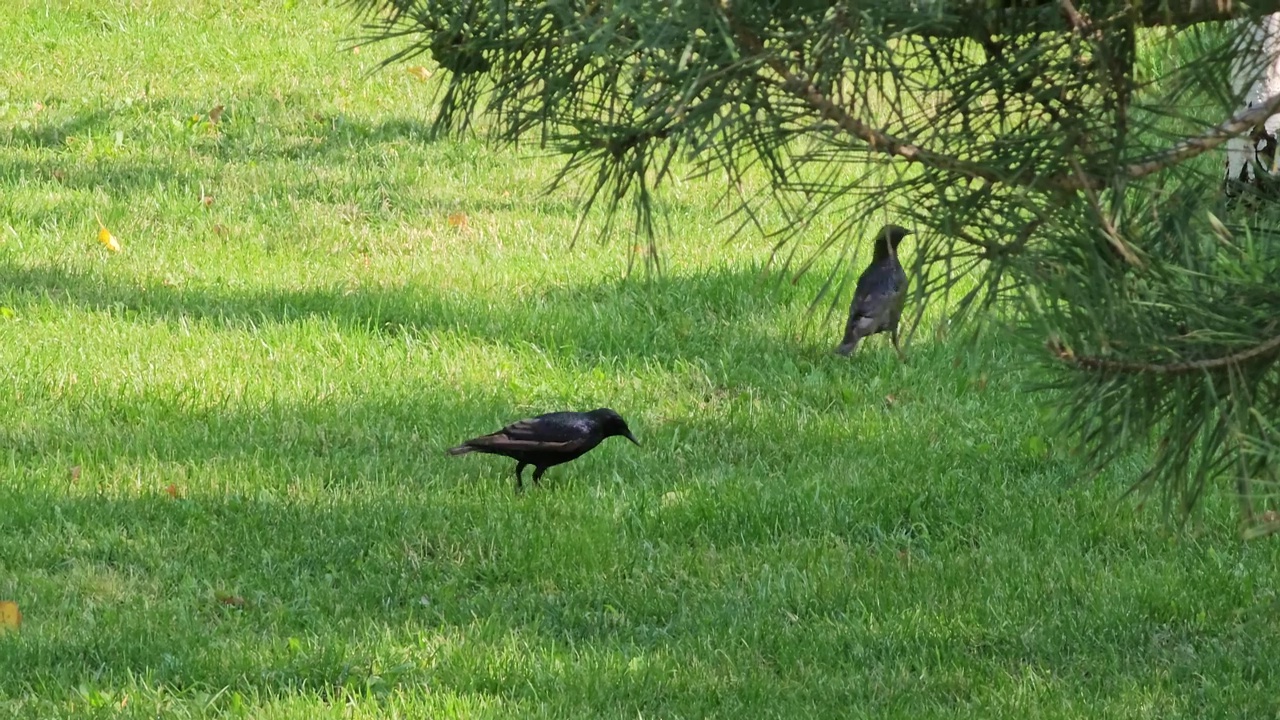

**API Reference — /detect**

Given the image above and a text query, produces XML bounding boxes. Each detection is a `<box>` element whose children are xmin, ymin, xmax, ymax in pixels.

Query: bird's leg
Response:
<box><xmin>891</xmin><ymin>327</ymin><xmax>905</xmax><ymax>362</ymax></box>
<box><xmin>514</xmin><ymin>462</ymin><xmax>527</xmax><ymax>491</ymax></box>
<box><xmin>532</xmin><ymin>466</ymin><xmax>547</xmax><ymax>487</ymax></box>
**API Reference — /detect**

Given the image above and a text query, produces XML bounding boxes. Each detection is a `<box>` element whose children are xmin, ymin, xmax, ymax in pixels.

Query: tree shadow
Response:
<box><xmin>3</xmin><ymin>109</ymin><xmax>447</xmax><ymax>191</ymax></box>
<box><xmin>0</xmin><ymin>484</ymin><xmax>736</xmax><ymax>714</ymax></box>
<box><xmin>0</xmin><ymin>387</ymin><xmax>1129</xmax><ymax>714</ymax></box>
<box><xmin>0</xmin><ymin>417</ymin><xmax>1264</xmax><ymax>717</ymax></box>
<box><xmin>4</xmin><ymin>108</ymin><xmax>119</xmax><ymax>151</ymax></box>
<box><xmin>0</xmin><ymin>376</ymin><xmax>967</xmax><ymax>716</ymax></box>
<box><xmin>0</xmin><ymin>258</ymin><xmax>866</xmax><ymax>372</ymax></box>
<box><xmin>0</xmin><ymin>101</ymin><xmax>716</xmax><ymax>228</ymax></box>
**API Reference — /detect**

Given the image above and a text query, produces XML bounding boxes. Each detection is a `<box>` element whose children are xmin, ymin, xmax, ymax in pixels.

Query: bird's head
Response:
<box><xmin>590</xmin><ymin>408</ymin><xmax>640</xmax><ymax>445</ymax></box>
<box><xmin>872</xmin><ymin>224</ymin><xmax>912</xmax><ymax>260</ymax></box>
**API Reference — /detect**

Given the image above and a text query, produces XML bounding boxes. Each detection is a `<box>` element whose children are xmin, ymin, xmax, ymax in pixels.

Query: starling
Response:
<box><xmin>835</xmin><ymin>224</ymin><xmax>912</xmax><ymax>359</ymax></box>
<box><xmin>447</xmin><ymin>408</ymin><xmax>640</xmax><ymax>489</ymax></box>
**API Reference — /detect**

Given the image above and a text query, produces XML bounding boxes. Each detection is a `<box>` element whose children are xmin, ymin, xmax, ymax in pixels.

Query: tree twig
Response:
<box><xmin>1068</xmin><ymin>156</ymin><xmax>1144</xmax><ymax>266</ymax></box>
<box><xmin>1059</xmin><ymin>0</ymin><xmax>1092</xmax><ymax>33</ymax></box>
<box><xmin>1049</xmin><ymin>334</ymin><xmax>1280</xmax><ymax>374</ymax></box>
<box><xmin>730</xmin><ymin>44</ymin><xmax>1008</xmax><ymax>185</ymax></box>
<box><xmin>1057</xmin><ymin>92</ymin><xmax>1280</xmax><ymax>190</ymax></box>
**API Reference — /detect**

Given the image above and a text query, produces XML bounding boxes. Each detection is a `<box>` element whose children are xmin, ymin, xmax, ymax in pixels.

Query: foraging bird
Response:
<box><xmin>835</xmin><ymin>224</ymin><xmax>912</xmax><ymax>359</ymax></box>
<box><xmin>447</xmin><ymin>408</ymin><xmax>640</xmax><ymax>490</ymax></box>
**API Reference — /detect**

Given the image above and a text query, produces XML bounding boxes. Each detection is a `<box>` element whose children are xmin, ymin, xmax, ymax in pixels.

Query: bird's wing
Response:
<box><xmin>464</xmin><ymin>413</ymin><xmax>592</xmax><ymax>452</ymax></box>
<box><xmin>501</xmin><ymin>413</ymin><xmax>588</xmax><ymax>441</ymax></box>
<box><xmin>851</xmin><ymin>262</ymin><xmax>905</xmax><ymax>319</ymax></box>
<box><xmin>466</xmin><ymin>434</ymin><xmax>587</xmax><ymax>453</ymax></box>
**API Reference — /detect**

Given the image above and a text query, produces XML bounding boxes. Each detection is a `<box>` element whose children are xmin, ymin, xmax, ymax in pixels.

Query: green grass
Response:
<box><xmin>2</xmin><ymin>2</ymin><xmax>1279</xmax><ymax>718</ymax></box>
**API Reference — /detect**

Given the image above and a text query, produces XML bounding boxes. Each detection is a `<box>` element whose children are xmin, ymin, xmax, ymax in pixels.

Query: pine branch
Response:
<box><xmin>724</xmin><ymin>5</ymin><xmax>1280</xmax><ymax>196</ymax></box>
<box><xmin>1058</xmin><ymin>91</ymin><xmax>1280</xmax><ymax>190</ymax></box>
<box><xmin>1049</xmin><ymin>334</ymin><xmax>1280</xmax><ymax>375</ymax></box>
<box><xmin>723</xmin><ymin>12</ymin><xmax>1009</xmax><ymax>187</ymax></box>
<box><xmin>1067</xmin><ymin>156</ymin><xmax>1144</xmax><ymax>266</ymax></box>
<box><xmin>1058</xmin><ymin>0</ymin><xmax>1092</xmax><ymax>34</ymax></box>
<box><xmin>932</xmin><ymin>0</ymin><xmax>1280</xmax><ymax>31</ymax></box>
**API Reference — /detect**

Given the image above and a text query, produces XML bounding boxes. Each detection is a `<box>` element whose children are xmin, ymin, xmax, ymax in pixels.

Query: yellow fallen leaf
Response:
<box><xmin>447</xmin><ymin>211</ymin><xmax>469</xmax><ymax>230</ymax></box>
<box><xmin>406</xmin><ymin>66</ymin><xmax>432</xmax><ymax>82</ymax></box>
<box><xmin>0</xmin><ymin>601</ymin><xmax>20</xmax><ymax>632</ymax></box>
<box><xmin>94</xmin><ymin>215</ymin><xmax>122</xmax><ymax>252</ymax></box>
<box><xmin>98</xmin><ymin>229</ymin><xmax>120</xmax><ymax>252</ymax></box>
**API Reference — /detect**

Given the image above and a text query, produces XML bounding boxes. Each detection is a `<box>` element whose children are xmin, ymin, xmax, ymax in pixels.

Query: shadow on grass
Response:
<box><xmin>0</xmin><ymin>388</ymin><xmax>1211</xmax><ymax>715</ymax></box>
<box><xmin>3</xmin><ymin>96</ymin><xmax>445</xmax><ymax>153</ymax></box>
<box><xmin>0</xmin><ymin>258</ymin><xmax>892</xmax><ymax>370</ymax></box>
<box><xmin>0</xmin><ymin>485</ymin><xmax>749</xmax><ymax>714</ymax></box>
<box><xmin>0</xmin><ymin>448</ymin><xmax>1268</xmax><ymax>716</ymax></box>
<box><xmin>0</xmin><ymin>380</ymin><xmax>1009</xmax><ymax>716</ymax></box>
<box><xmin>0</xmin><ymin>102</ymin><xmax>693</xmax><ymax>223</ymax></box>
<box><xmin>3</xmin><ymin>108</ymin><xmax>119</xmax><ymax>151</ymax></box>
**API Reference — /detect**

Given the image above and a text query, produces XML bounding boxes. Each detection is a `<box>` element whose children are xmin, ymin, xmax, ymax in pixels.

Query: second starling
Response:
<box><xmin>835</xmin><ymin>224</ymin><xmax>912</xmax><ymax>359</ymax></box>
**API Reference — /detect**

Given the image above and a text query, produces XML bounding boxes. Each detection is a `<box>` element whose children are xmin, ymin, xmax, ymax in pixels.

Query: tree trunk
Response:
<box><xmin>1225</xmin><ymin>14</ymin><xmax>1280</xmax><ymax>195</ymax></box>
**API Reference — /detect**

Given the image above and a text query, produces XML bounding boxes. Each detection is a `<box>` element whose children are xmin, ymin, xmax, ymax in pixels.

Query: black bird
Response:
<box><xmin>447</xmin><ymin>408</ymin><xmax>640</xmax><ymax>490</ymax></box>
<box><xmin>835</xmin><ymin>224</ymin><xmax>912</xmax><ymax>359</ymax></box>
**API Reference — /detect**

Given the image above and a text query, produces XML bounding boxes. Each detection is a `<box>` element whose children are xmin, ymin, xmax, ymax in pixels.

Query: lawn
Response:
<box><xmin>1</xmin><ymin>2</ymin><xmax>1278</xmax><ymax>718</ymax></box>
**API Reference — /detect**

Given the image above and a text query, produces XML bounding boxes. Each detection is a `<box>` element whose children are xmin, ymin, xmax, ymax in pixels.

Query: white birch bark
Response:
<box><xmin>1225</xmin><ymin>14</ymin><xmax>1280</xmax><ymax>185</ymax></box>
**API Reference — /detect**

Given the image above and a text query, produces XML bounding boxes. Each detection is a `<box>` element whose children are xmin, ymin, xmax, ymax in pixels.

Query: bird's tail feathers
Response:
<box><xmin>446</xmin><ymin>444</ymin><xmax>475</xmax><ymax>456</ymax></box>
